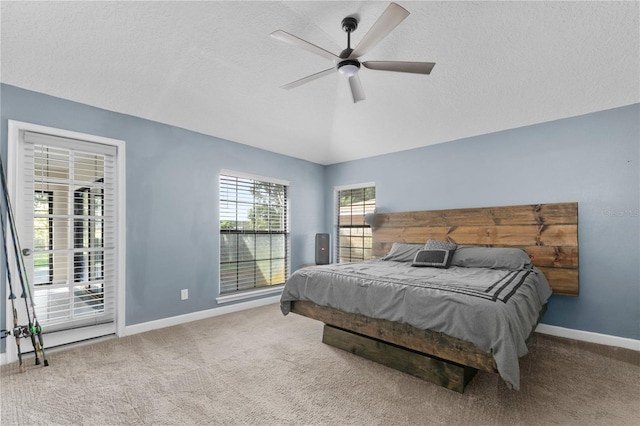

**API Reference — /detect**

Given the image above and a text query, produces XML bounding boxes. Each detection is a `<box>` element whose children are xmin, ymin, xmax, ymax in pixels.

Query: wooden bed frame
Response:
<box><xmin>290</xmin><ymin>202</ymin><xmax>578</xmax><ymax>392</ymax></box>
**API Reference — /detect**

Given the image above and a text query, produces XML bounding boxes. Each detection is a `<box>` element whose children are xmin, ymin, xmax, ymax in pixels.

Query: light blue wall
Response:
<box><xmin>325</xmin><ymin>103</ymin><xmax>640</xmax><ymax>340</ymax></box>
<box><xmin>0</xmin><ymin>84</ymin><xmax>325</xmax><ymax>350</ymax></box>
<box><xmin>1</xmin><ymin>83</ymin><xmax>638</xmax><ymax>357</ymax></box>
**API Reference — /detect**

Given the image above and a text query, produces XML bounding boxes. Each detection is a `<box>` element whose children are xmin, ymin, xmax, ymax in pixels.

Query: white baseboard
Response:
<box><xmin>536</xmin><ymin>323</ymin><xmax>640</xmax><ymax>351</ymax></box>
<box><xmin>123</xmin><ymin>295</ymin><xmax>281</xmax><ymax>336</ymax></box>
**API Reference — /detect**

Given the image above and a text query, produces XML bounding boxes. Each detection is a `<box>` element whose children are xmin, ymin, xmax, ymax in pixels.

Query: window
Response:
<box><xmin>219</xmin><ymin>172</ymin><xmax>289</xmax><ymax>295</ymax></box>
<box><xmin>337</xmin><ymin>185</ymin><xmax>376</xmax><ymax>263</ymax></box>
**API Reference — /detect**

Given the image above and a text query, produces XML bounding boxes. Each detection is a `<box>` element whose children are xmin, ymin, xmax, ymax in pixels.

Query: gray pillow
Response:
<box><xmin>412</xmin><ymin>248</ymin><xmax>454</xmax><ymax>268</ymax></box>
<box><xmin>450</xmin><ymin>246</ymin><xmax>532</xmax><ymax>270</ymax></box>
<box><xmin>425</xmin><ymin>239</ymin><xmax>458</xmax><ymax>251</ymax></box>
<box><xmin>381</xmin><ymin>243</ymin><xmax>424</xmax><ymax>262</ymax></box>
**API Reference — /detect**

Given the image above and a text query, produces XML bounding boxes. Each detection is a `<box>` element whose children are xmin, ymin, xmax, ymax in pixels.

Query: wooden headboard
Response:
<box><xmin>371</xmin><ymin>202</ymin><xmax>578</xmax><ymax>296</ymax></box>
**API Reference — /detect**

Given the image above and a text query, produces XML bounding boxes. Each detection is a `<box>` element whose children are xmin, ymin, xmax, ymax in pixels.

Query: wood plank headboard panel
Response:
<box><xmin>371</xmin><ymin>202</ymin><xmax>579</xmax><ymax>296</ymax></box>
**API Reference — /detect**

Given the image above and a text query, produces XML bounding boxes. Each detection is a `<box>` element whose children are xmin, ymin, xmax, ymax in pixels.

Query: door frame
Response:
<box><xmin>4</xmin><ymin>120</ymin><xmax>126</xmax><ymax>364</ymax></box>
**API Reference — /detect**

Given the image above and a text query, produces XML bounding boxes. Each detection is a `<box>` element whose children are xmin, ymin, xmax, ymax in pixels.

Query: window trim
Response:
<box><xmin>220</xmin><ymin>169</ymin><xmax>289</xmax><ymax>187</ymax></box>
<box><xmin>334</xmin><ymin>182</ymin><xmax>376</xmax><ymax>192</ymax></box>
<box><xmin>215</xmin><ymin>284</ymin><xmax>284</xmax><ymax>304</ymax></box>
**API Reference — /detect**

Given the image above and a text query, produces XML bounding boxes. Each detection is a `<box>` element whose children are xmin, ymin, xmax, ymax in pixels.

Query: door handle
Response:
<box><xmin>22</xmin><ymin>248</ymin><xmax>32</xmax><ymax>256</ymax></box>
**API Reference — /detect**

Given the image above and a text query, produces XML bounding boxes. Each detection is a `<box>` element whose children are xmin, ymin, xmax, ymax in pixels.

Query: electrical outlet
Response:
<box><xmin>181</xmin><ymin>289</ymin><xmax>188</xmax><ymax>300</ymax></box>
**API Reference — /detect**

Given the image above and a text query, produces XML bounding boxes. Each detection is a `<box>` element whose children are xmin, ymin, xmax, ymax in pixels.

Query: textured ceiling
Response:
<box><xmin>1</xmin><ymin>1</ymin><xmax>638</xmax><ymax>165</ymax></box>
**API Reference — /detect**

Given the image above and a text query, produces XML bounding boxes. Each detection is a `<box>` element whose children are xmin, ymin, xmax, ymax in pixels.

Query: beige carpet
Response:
<box><xmin>1</xmin><ymin>304</ymin><xmax>639</xmax><ymax>425</ymax></box>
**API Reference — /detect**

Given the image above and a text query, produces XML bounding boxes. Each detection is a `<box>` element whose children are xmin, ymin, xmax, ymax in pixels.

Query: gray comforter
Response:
<box><xmin>280</xmin><ymin>260</ymin><xmax>552</xmax><ymax>390</ymax></box>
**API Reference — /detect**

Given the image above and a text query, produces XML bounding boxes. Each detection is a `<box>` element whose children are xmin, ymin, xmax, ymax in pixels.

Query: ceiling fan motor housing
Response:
<box><xmin>337</xmin><ymin>59</ymin><xmax>360</xmax><ymax>76</ymax></box>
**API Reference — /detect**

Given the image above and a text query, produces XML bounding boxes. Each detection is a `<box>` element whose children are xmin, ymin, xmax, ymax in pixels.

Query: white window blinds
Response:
<box><xmin>337</xmin><ymin>185</ymin><xmax>376</xmax><ymax>263</ymax></box>
<box><xmin>219</xmin><ymin>172</ymin><xmax>289</xmax><ymax>295</ymax></box>
<box><xmin>21</xmin><ymin>131</ymin><xmax>117</xmax><ymax>333</ymax></box>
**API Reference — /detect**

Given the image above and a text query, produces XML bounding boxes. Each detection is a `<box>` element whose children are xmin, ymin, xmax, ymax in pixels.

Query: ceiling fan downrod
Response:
<box><xmin>338</xmin><ymin>17</ymin><xmax>360</xmax><ymax>76</ymax></box>
<box><xmin>340</xmin><ymin>17</ymin><xmax>358</xmax><ymax>58</ymax></box>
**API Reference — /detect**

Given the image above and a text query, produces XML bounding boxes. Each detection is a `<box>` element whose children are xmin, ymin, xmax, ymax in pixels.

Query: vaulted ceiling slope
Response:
<box><xmin>1</xmin><ymin>1</ymin><xmax>638</xmax><ymax>165</ymax></box>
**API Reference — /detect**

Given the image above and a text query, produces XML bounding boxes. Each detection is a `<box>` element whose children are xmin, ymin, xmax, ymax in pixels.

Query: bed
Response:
<box><xmin>280</xmin><ymin>202</ymin><xmax>578</xmax><ymax>392</ymax></box>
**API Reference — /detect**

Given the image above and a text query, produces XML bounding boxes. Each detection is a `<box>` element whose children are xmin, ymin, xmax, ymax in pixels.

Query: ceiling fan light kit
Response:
<box><xmin>271</xmin><ymin>2</ymin><xmax>436</xmax><ymax>103</ymax></box>
<box><xmin>337</xmin><ymin>60</ymin><xmax>360</xmax><ymax>77</ymax></box>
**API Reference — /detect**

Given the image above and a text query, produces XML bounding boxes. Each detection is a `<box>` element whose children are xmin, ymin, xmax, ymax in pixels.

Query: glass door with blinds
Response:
<box><xmin>17</xmin><ymin>131</ymin><xmax>117</xmax><ymax>347</ymax></box>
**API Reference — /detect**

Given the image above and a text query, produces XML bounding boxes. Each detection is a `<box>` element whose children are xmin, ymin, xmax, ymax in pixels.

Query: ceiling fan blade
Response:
<box><xmin>348</xmin><ymin>74</ymin><xmax>366</xmax><ymax>103</ymax></box>
<box><xmin>271</xmin><ymin>30</ymin><xmax>341</xmax><ymax>62</ymax></box>
<box><xmin>362</xmin><ymin>61</ymin><xmax>435</xmax><ymax>74</ymax></box>
<box><xmin>350</xmin><ymin>3</ymin><xmax>410</xmax><ymax>59</ymax></box>
<box><xmin>281</xmin><ymin>67</ymin><xmax>337</xmax><ymax>90</ymax></box>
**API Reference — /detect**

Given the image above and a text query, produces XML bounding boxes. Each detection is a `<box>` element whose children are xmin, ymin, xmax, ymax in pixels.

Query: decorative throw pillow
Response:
<box><xmin>411</xmin><ymin>239</ymin><xmax>458</xmax><ymax>268</ymax></box>
<box><xmin>381</xmin><ymin>243</ymin><xmax>424</xmax><ymax>262</ymax></box>
<box><xmin>412</xmin><ymin>248</ymin><xmax>455</xmax><ymax>268</ymax></box>
<box><xmin>424</xmin><ymin>239</ymin><xmax>458</xmax><ymax>251</ymax></box>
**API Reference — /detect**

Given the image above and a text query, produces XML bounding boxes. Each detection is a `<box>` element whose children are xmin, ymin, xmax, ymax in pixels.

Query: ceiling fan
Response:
<box><xmin>271</xmin><ymin>2</ymin><xmax>435</xmax><ymax>103</ymax></box>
